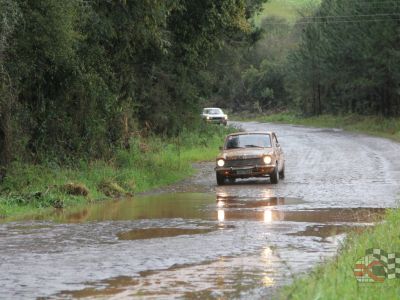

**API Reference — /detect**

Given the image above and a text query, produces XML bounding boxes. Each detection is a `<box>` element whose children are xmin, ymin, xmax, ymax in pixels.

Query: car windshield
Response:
<box><xmin>204</xmin><ymin>108</ymin><xmax>223</xmax><ymax>115</ymax></box>
<box><xmin>225</xmin><ymin>134</ymin><xmax>272</xmax><ymax>149</ymax></box>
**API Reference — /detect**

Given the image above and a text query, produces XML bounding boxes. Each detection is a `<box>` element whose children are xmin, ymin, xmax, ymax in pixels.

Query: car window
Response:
<box><xmin>225</xmin><ymin>134</ymin><xmax>271</xmax><ymax>149</ymax></box>
<box><xmin>204</xmin><ymin>108</ymin><xmax>223</xmax><ymax>115</ymax></box>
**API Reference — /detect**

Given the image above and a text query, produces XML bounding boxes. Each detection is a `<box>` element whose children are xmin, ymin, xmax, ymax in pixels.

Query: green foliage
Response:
<box><xmin>253</xmin><ymin>0</ymin><xmax>321</xmax><ymax>24</ymax></box>
<box><xmin>0</xmin><ymin>0</ymin><xmax>261</xmax><ymax>165</ymax></box>
<box><xmin>287</xmin><ymin>0</ymin><xmax>400</xmax><ymax>116</ymax></box>
<box><xmin>218</xmin><ymin>0</ymin><xmax>399</xmax><ymax>119</ymax></box>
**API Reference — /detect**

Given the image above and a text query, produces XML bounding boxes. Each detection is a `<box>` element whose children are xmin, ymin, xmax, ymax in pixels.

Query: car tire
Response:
<box><xmin>216</xmin><ymin>173</ymin><xmax>225</xmax><ymax>186</ymax></box>
<box><xmin>270</xmin><ymin>162</ymin><xmax>279</xmax><ymax>184</ymax></box>
<box><xmin>279</xmin><ymin>163</ymin><xmax>285</xmax><ymax>179</ymax></box>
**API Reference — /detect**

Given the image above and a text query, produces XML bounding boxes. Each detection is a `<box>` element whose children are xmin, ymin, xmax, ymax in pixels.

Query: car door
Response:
<box><xmin>272</xmin><ymin>133</ymin><xmax>284</xmax><ymax>170</ymax></box>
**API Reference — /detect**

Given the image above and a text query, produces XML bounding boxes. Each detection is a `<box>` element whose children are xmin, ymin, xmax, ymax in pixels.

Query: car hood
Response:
<box><xmin>219</xmin><ymin>148</ymin><xmax>272</xmax><ymax>160</ymax></box>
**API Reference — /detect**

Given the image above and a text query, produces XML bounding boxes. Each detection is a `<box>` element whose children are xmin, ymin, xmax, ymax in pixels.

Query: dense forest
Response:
<box><xmin>220</xmin><ymin>0</ymin><xmax>400</xmax><ymax>117</ymax></box>
<box><xmin>1</xmin><ymin>0</ymin><xmax>400</xmax><ymax>168</ymax></box>
<box><xmin>0</xmin><ymin>0</ymin><xmax>266</xmax><ymax>166</ymax></box>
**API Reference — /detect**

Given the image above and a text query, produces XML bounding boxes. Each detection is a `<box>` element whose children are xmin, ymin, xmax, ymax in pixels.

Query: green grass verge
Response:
<box><xmin>0</xmin><ymin>124</ymin><xmax>234</xmax><ymax>219</ymax></box>
<box><xmin>277</xmin><ymin>209</ymin><xmax>400</xmax><ymax>300</ymax></box>
<box><xmin>239</xmin><ymin>112</ymin><xmax>400</xmax><ymax>143</ymax></box>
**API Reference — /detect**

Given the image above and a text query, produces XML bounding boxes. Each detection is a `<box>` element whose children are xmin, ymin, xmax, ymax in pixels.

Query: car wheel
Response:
<box><xmin>270</xmin><ymin>162</ymin><xmax>279</xmax><ymax>184</ymax></box>
<box><xmin>216</xmin><ymin>173</ymin><xmax>225</xmax><ymax>186</ymax></box>
<box><xmin>279</xmin><ymin>163</ymin><xmax>285</xmax><ymax>179</ymax></box>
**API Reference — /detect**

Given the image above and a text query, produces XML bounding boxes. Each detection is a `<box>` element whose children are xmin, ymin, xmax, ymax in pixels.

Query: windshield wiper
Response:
<box><xmin>244</xmin><ymin>145</ymin><xmax>263</xmax><ymax>148</ymax></box>
<box><xmin>227</xmin><ymin>146</ymin><xmax>245</xmax><ymax>149</ymax></box>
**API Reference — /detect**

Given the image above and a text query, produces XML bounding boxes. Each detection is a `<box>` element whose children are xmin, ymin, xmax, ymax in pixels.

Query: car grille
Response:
<box><xmin>225</xmin><ymin>158</ymin><xmax>263</xmax><ymax>168</ymax></box>
<box><xmin>210</xmin><ymin>117</ymin><xmax>223</xmax><ymax>120</ymax></box>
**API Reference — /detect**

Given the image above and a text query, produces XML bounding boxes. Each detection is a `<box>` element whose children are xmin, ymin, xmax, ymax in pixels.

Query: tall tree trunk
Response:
<box><xmin>0</xmin><ymin>105</ymin><xmax>12</xmax><ymax>166</ymax></box>
<box><xmin>0</xmin><ymin>72</ymin><xmax>14</xmax><ymax>168</ymax></box>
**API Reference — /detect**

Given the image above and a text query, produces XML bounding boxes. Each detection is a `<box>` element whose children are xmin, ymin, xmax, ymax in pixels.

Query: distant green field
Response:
<box><xmin>253</xmin><ymin>0</ymin><xmax>321</xmax><ymax>25</ymax></box>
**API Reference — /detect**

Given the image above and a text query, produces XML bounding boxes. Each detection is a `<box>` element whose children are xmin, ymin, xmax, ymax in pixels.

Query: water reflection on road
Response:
<box><xmin>0</xmin><ymin>189</ymin><xmax>385</xmax><ymax>299</ymax></box>
<box><xmin>2</xmin><ymin>120</ymin><xmax>399</xmax><ymax>299</ymax></box>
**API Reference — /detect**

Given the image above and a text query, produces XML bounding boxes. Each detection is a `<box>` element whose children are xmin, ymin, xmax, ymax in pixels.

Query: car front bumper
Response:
<box><xmin>205</xmin><ymin>119</ymin><xmax>227</xmax><ymax>124</ymax></box>
<box><xmin>215</xmin><ymin>165</ymin><xmax>276</xmax><ymax>178</ymax></box>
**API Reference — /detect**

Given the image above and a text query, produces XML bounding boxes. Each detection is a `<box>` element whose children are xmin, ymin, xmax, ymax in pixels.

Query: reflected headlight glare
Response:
<box><xmin>218</xmin><ymin>209</ymin><xmax>225</xmax><ymax>222</ymax></box>
<box><xmin>263</xmin><ymin>155</ymin><xmax>272</xmax><ymax>164</ymax></box>
<box><xmin>217</xmin><ymin>159</ymin><xmax>225</xmax><ymax>167</ymax></box>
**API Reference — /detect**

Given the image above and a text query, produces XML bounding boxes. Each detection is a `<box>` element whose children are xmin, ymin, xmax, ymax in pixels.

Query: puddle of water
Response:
<box><xmin>273</xmin><ymin>208</ymin><xmax>386</xmax><ymax>223</ymax></box>
<box><xmin>59</xmin><ymin>276</ymin><xmax>139</xmax><ymax>299</ymax></box>
<box><xmin>24</xmin><ymin>193</ymin><xmax>215</xmax><ymax>223</ymax></box>
<box><xmin>56</xmin><ymin>250</ymin><xmax>284</xmax><ymax>300</ymax></box>
<box><xmin>215</xmin><ymin>208</ymin><xmax>385</xmax><ymax>224</ymax></box>
<box><xmin>15</xmin><ymin>193</ymin><xmax>308</xmax><ymax>224</ymax></box>
<box><xmin>3</xmin><ymin>191</ymin><xmax>386</xmax><ymax>299</ymax></box>
<box><xmin>117</xmin><ymin>227</ymin><xmax>216</xmax><ymax>240</ymax></box>
<box><xmin>10</xmin><ymin>192</ymin><xmax>385</xmax><ymax>227</ymax></box>
<box><xmin>289</xmin><ymin>224</ymin><xmax>370</xmax><ymax>239</ymax></box>
<box><xmin>215</xmin><ymin>195</ymin><xmax>305</xmax><ymax>208</ymax></box>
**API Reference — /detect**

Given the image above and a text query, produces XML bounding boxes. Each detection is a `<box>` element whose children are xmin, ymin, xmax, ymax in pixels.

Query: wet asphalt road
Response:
<box><xmin>0</xmin><ymin>121</ymin><xmax>399</xmax><ymax>299</ymax></box>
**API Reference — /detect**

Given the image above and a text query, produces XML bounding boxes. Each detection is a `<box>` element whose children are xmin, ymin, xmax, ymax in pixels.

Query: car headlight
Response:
<box><xmin>206</xmin><ymin>116</ymin><xmax>210</xmax><ymax>120</ymax></box>
<box><xmin>217</xmin><ymin>159</ymin><xmax>225</xmax><ymax>167</ymax></box>
<box><xmin>263</xmin><ymin>155</ymin><xmax>272</xmax><ymax>164</ymax></box>
<box><xmin>224</xmin><ymin>115</ymin><xmax>228</xmax><ymax>120</ymax></box>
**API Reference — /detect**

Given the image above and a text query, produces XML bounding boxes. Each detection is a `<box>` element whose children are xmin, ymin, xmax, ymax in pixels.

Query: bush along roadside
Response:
<box><xmin>0</xmin><ymin>124</ymin><xmax>235</xmax><ymax>219</ymax></box>
<box><xmin>277</xmin><ymin>209</ymin><xmax>400</xmax><ymax>300</ymax></box>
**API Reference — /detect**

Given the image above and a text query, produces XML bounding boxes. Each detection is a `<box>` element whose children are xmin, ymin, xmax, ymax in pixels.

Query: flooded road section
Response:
<box><xmin>1</xmin><ymin>121</ymin><xmax>400</xmax><ymax>299</ymax></box>
<box><xmin>0</xmin><ymin>193</ymin><xmax>386</xmax><ymax>299</ymax></box>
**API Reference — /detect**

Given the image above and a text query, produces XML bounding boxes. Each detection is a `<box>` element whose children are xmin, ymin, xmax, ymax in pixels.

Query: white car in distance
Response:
<box><xmin>201</xmin><ymin>108</ymin><xmax>228</xmax><ymax>125</ymax></box>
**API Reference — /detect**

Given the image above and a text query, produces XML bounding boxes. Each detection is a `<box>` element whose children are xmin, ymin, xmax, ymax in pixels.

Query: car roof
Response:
<box><xmin>227</xmin><ymin>131</ymin><xmax>274</xmax><ymax>136</ymax></box>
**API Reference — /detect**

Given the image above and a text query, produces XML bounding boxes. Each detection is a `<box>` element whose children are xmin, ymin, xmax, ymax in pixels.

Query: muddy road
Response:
<box><xmin>1</xmin><ymin>121</ymin><xmax>400</xmax><ymax>299</ymax></box>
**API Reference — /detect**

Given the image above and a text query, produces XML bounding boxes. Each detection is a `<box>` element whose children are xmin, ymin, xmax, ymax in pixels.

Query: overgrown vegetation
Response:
<box><xmin>0</xmin><ymin>0</ymin><xmax>266</xmax><ymax>214</ymax></box>
<box><xmin>0</xmin><ymin>124</ymin><xmax>232</xmax><ymax>218</ymax></box>
<box><xmin>214</xmin><ymin>0</ymin><xmax>400</xmax><ymax>118</ymax></box>
<box><xmin>278</xmin><ymin>209</ymin><xmax>400</xmax><ymax>300</ymax></box>
<box><xmin>253</xmin><ymin>0</ymin><xmax>321</xmax><ymax>24</ymax></box>
<box><xmin>0</xmin><ymin>0</ymin><xmax>266</xmax><ymax>166</ymax></box>
<box><xmin>287</xmin><ymin>0</ymin><xmax>400</xmax><ymax>116</ymax></box>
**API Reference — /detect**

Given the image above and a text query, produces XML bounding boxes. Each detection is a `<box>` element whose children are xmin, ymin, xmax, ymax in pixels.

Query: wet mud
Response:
<box><xmin>1</xmin><ymin>121</ymin><xmax>400</xmax><ymax>299</ymax></box>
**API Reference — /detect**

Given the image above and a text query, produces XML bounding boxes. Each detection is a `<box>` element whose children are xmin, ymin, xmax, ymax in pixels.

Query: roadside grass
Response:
<box><xmin>238</xmin><ymin>112</ymin><xmax>400</xmax><ymax>143</ymax></box>
<box><xmin>0</xmin><ymin>124</ymin><xmax>234</xmax><ymax>219</ymax></box>
<box><xmin>277</xmin><ymin>209</ymin><xmax>400</xmax><ymax>300</ymax></box>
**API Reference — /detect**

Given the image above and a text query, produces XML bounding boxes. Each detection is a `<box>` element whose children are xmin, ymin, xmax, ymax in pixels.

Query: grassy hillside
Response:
<box><xmin>253</xmin><ymin>0</ymin><xmax>321</xmax><ymax>25</ymax></box>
